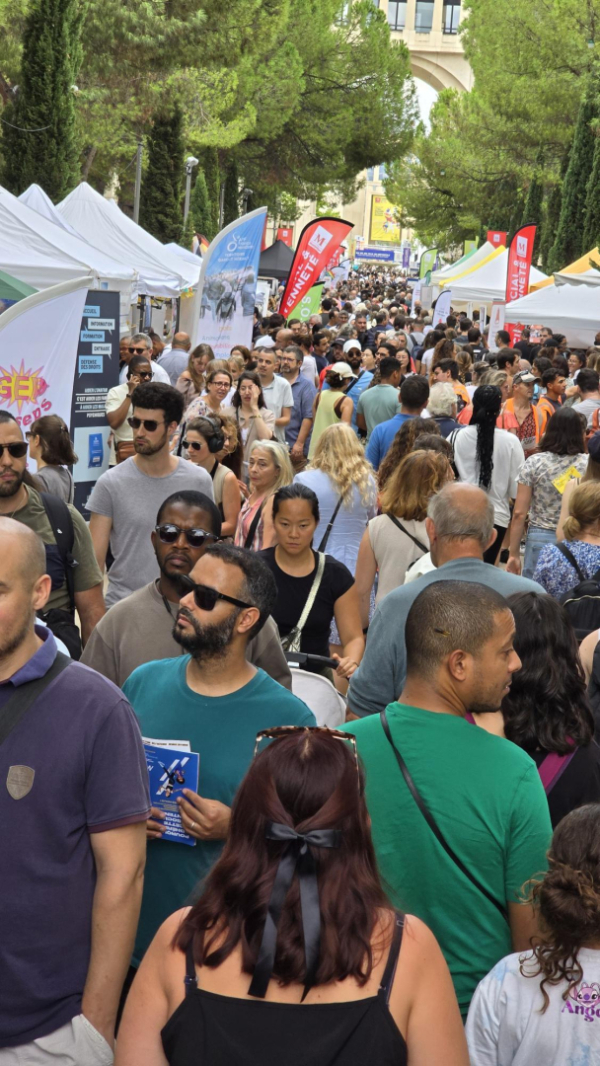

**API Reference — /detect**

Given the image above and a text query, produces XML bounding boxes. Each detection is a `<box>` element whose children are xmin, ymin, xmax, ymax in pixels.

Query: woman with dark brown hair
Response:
<box><xmin>27</xmin><ymin>415</ymin><xmax>78</xmax><ymax>503</ymax></box>
<box><xmin>466</xmin><ymin>804</ymin><xmax>600</xmax><ymax>1064</ymax></box>
<box><xmin>377</xmin><ymin>416</ymin><xmax>440</xmax><ymax>492</ymax></box>
<box><xmin>117</xmin><ymin>729</ymin><xmax>467</xmax><ymax>1066</ymax></box>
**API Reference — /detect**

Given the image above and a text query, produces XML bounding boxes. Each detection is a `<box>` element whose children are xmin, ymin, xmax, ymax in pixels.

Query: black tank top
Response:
<box><xmin>161</xmin><ymin>914</ymin><xmax>408</xmax><ymax>1066</ymax></box>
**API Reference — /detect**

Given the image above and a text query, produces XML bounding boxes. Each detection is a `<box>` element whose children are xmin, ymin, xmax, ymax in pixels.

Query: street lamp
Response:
<box><xmin>183</xmin><ymin>156</ymin><xmax>199</xmax><ymax>227</ymax></box>
<box><xmin>242</xmin><ymin>187</ymin><xmax>254</xmax><ymax>214</ymax></box>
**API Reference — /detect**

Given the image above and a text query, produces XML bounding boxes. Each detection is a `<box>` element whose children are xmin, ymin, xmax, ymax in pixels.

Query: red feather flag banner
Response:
<box><xmin>279</xmin><ymin>217</ymin><xmax>353</xmax><ymax>319</ymax></box>
<box><xmin>506</xmin><ymin>224</ymin><xmax>537</xmax><ymax>304</ymax></box>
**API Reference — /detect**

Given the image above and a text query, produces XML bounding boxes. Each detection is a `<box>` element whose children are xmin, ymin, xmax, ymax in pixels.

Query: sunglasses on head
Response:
<box><xmin>155</xmin><ymin>524</ymin><xmax>219</xmax><ymax>549</ymax></box>
<box><xmin>0</xmin><ymin>442</ymin><xmax>28</xmax><ymax>459</ymax></box>
<box><xmin>182</xmin><ymin>439</ymin><xmax>203</xmax><ymax>452</ymax></box>
<box><xmin>127</xmin><ymin>416</ymin><xmax>165</xmax><ymax>432</ymax></box>
<box><xmin>129</xmin><ymin>346</ymin><xmax>148</xmax><ymax>355</ymax></box>
<box><xmin>253</xmin><ymin>726</ymin><xmax>360</xmax><ymax>791</ymax></box>
<box><xmin>178</xmin><ymin>573</ymin><xmax>253</xmax><ymax>612</ymax></box>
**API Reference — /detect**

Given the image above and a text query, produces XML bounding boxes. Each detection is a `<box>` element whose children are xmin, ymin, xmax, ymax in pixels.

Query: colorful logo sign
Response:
<box><xmin>0</xmin><ymin>360</ymin><xmax>51</xmax><ymax>417</ymax></box>
<box><xmin>279</xmin><ymin>217</ymin><xmax>353</xmax><ymax>319</ymax></box>
<box><xmin>370</xmin><ymin>195</ymin><xmax>401</xmax><ymax>243</ymax></box>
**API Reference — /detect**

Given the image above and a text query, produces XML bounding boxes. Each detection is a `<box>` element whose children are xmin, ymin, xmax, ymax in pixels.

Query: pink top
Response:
<box><xmin>234</xmin><ymin>495</ymin><xmax>266</xmax><ymax>552</ymax></box>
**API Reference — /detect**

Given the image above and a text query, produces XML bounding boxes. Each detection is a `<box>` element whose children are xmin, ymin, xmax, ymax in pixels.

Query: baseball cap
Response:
<box><xmin>513</xmin><ymin>371</ymin><xmax>539</xmax><ymax>385</ymax></box>
<box><xmin>254</xmin><ymin>335</ymin><xmax>275</xmax><ymax>349</ymax></box>
<box><xmin>343</xmin><ymin>339</ymin><xmax>361</xmax><ymax>354</ymax></box>
<box><xmin>329</xmin><ymin>361</ymin><xmax>355</xmax><ymax>379</ymax></box>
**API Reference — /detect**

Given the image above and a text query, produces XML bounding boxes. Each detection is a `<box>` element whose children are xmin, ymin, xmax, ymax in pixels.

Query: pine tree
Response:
<box><xmin>189</xmin><ymin>168</ymin><xmax>212</xmax><ymax>238</ymax></box>
<box><xmin>522</xmin><ymin>174</ymin><xmax>544</xmax><ymax>263</ymax></box>
<box><xmin>548</xmin><ymin>90</ymin><xmax>597</xmax><ymax>272</ymax></box>
<box><xmin>583</xmin><ymin>127</ymin><xmax>600</xmax><ymax>252</ymax></box>
<box><xmin>222</xmin><ymin>160</ymin><xmax>239</xmax><ymax>225</ymax></box>
<box><xmin>1</xmin><ymin>0</ymin><xmax>84</xmax><ymax>199</ymax></box>
<box><xmin>200</xmin><ymin>147</ymin><xmax>220</xmax><ymax>239</ymax></box>
<box><xmin>139</xmin><ymin>104</ymin><xmax>184</xmax><ymax>243</ymax></box>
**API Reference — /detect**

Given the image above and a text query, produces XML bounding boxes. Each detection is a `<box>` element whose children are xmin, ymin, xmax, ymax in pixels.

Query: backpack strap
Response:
<box><xmin>592</xmin><ymin>408</ymin><xmax>600</xmax><ymax>434</ymax></box>
<box><xmin>0</xmin><ymin>651</ymin><xmax>71</xmax><ymax>746</ymax></box>
<box><xmin>556</xmin><ymin>542</ymin><xmax>586</xmax><ymax>583</ymax></box>
<box><xmin>40</xmin><ymin>493</ymin><xmax>77</xmax><ymax>612</ymax></box>
<box><xmin>243</xmin><ymin>500</ymin><xmax>265</xmax><ymax>551</ymax></box>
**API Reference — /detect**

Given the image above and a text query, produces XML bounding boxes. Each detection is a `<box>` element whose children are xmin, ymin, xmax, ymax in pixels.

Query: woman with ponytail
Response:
<box><xmin>451</xmin><ymin>385</ymin><xmax>525</xmax><ymax>564</ymax></box>
<box><xmin>26</xmin><ymin>415</ymin><xmax>78</xmax><ymax>503</ymax></box>
<box><xmin>467</xmin><ymin>804</ymin><xmax>600</xmax><ymax>1065</ymax></box>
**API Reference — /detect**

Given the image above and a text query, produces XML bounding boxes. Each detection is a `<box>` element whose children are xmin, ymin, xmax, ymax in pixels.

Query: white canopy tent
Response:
<box><xmin>432</xmin><ymin>241</ymin><xmax>498</xmax><ymax>286</ymax></box>
<box><xmin>440</xmin><ymin>248</ymin><xmax>547</xmax><ymax>306</ymax></box>
<box><xmin>503</xmin><ymin>274</ymin><xmax>600</xmax><ymax>349</ymax></box>
<box><xmin>0</xmin><ymin>185</ymin><xmax>138</xmax><ymax>331</ymax></box>
<box><xmin>165</xmin><ymin>242</ymin><xmax>203</xmax><ymax>267</ymax></box>
<box><xmin>19</xmin><ymin>183</ymin><xmax>82</xmax><ymax>238</ymax></box>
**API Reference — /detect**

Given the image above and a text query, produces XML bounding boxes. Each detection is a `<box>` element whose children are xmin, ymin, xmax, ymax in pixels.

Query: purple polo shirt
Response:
<box><xmin>0</xmin><ymin>626</ymin><xmax>150</xmax><ymax>1048</ymax></box>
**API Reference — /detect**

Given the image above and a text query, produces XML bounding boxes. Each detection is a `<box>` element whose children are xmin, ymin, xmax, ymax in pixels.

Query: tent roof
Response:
<box><xmin>164</xmin><ymin>242</ymin><xmax>204</xmax><ymax>267</ymax></box>
<box><xmin>259</xmin><ymin>239</ymin><xmax>294</xmax><ymax>281</ymax></box>
<box><xmin>530</xmin><ymin>247</ymin><xmax>600</xmax><ymax>292</ymax></box>
<box><xmin>432</xmin><ymin>241</ymin><xmax>494</xmax><ymax>285</ymax></box>
<box><xmin>19</xmin><ymin>183</ymin><xmax>82</xmax><ymax>238</ymax></box>
<box><xmin>0</xmin><ymin>184</ymin><xmax>138</xmax><ymax>292</ymax></box>
<box><xmin>505</xmin><ymin>275</ymin><xmax>600</xmax><ymax>348</ymax></box>
<box><xmin>58</xmin><ymin>183</ymin><xmax>200</xmax><ymax>297</ymax></box>
<box><xmin>0</xmin><ymin>268</ymin><xmax>37</xmax><ymax>302</ymax></box>
<box><xmin>441</xmin><ymin>247</ymin><xmax>547</xmax><ymax>303</ymax></box>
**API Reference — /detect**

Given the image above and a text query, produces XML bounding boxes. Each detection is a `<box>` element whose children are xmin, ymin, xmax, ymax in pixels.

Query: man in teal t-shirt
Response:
<box><xmin>346</xmin><ymin>579</ymin><xmax>552</xmax><ymax>1018</ymax></box>
<box><xmin>123</xmin><ymin>544</ymin><xmax>314</xmax><ymax>964</ymax></box>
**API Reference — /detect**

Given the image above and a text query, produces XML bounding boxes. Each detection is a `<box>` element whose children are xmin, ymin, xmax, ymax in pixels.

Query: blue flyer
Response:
<box><xmin>144</xmin><ymin>742</ymin><xmax>200</xmax><ymax>846</ymax></box>
<box><xmin>88</xmin><ymin>432</ymin><xmax>104</xmax><ymax>468</ymax></box>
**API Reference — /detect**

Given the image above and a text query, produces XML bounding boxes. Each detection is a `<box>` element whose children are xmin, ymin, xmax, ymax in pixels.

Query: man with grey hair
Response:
<box><xmin>119</xmin><ymin>333</ymin><xmax>170</xmax><ymax>385</ymax></box>
<box><xmin>426</xmin><ymin>381</ymin><xmax>463</xmax><ymax>438</ymax></box>
<box><xmin>157</xmin><ymin>332</ymin><xmax>191</xmax><ymax>386</ymax></box>
<box><xmin>346</xmin><ymin>482</ymin><xmax>544</xmax><ymax>718</ymax></box>
<box><xmin>345</xmin><ymin>578</ymin><xmax>550</xmax><ymax>1017</ymax></box>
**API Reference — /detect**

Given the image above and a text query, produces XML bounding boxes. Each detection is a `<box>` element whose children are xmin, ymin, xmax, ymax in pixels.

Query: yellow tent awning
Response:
<box><xmin>530</xmin><ymin>247</ymin><xmax>600</xmax><ymax>291</ymax></box>
<box><xmin>440</xmin><ymin>244</ymin><xmax>505</xmax><ymax>288</ymax></box>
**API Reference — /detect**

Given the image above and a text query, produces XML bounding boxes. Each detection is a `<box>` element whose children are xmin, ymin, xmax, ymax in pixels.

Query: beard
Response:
<box><xmin>0</xmin><ymin>467</ymin><xmax>24</xmax><ymax>498</ymax></box>
<box><xmin>134</xmin><ymin>431</ymin><xmax>168</xmax><ymax>456</ymax></box>
<box><xmin>172</xmin><ymin>606</ymin><xmax>240</xmax><ymax>662</ymax></box>
<box><xmin>0</xmin><ymin>609</ymin><xmax>35</xmax><ymax>659</ymax></box>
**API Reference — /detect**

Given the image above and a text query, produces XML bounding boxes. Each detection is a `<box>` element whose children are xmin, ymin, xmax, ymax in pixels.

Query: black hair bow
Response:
<box><xmin>248</xmin><ymin>821</ymin><xmax>341</xmax><ymax>1000</ymax></box>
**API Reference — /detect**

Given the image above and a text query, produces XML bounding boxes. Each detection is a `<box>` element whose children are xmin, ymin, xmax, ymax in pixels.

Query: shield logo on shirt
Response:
<box><xmin>6</xmin><ymin>765</ymin><xmax>35</xmax><ymax>799</ymax></box>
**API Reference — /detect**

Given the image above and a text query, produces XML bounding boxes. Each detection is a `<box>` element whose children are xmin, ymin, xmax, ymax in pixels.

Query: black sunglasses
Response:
<box><xmin>131</xmin><ymin>370</ymin><xmax>152</xmax><ymax>381</ymax></box>
<box><xmin>127</xmin><ymin>416</ymin><xmax>165</xmax><ymax>432</ymax></box>
<box><xmin>182</xmin><ymin>439</ymin><xmax>203</xmax><ymax>452</ymax></box>
<box><xmin>0</xmin><ymin>442</ymin><xmax>28</xmax><ymax>458</ymax></box>
<box><xmin>155</xmin><ymin>524</ymin><xmax>219</xmax><ymax>548</ymax></box>
<box><xmin>129</xmin><ymin>346</ymin><xmax>148</xmax><ymax>354</ymax></box>
<box><xmin>178</xmin><ymin>573</ymin><xmax>253</xmax><ymax>612</ymax></box>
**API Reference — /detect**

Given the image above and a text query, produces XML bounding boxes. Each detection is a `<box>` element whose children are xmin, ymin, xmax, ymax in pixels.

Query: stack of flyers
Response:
<box><xmin>144</xmin><ymin>739</ymin><xmax>200</xmax><ymax>847</ymax></box>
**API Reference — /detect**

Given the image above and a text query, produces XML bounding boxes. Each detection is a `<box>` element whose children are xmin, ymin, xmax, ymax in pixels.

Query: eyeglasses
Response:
<box><xmin>182</xmin><ymin>439</ymin><xmax>203</xmax><ymax>452</ymax></box>
<box><xmin>177</xmin><ymin>573</ymin><xmax>253</xmax><ymax>612</ymax></box>
<box><xmin>127</xmin><ymin>417</ymin><xmax>165</xmax><ymax>432</ymax></box>
<box><xmin>155</xmin><ymin>524</ymin><xmax>219</xmax><ymax>548</ymax></box>
<box><xmin>253</xmin><ymin>726</ymin><xmax>360</xmax><ymax>792</ymax></box>
<box><xmin>129</xmin><ymin>346</ymin><xmax>149</xmax><ymax>355</ymax></box>
<box><xmin>132</xmin><ymin>371</ymin><xmax>152</xmax><ymax>381</ymax></box>
<box><xmin>0</xmin><ymin>442</ymin><xmax>28</xmax><ymax>458</ymax></box>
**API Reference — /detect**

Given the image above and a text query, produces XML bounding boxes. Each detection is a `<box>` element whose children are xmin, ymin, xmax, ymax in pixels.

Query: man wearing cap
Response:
<box><xmin>498</xmin><ymin>371</ymin><xmax>543</xmax><ymax>458</ymax></box>
<box><xmin>341</xmin><ymin>339</ymin><xmax>374</xmax><ymax>432</ymax></box>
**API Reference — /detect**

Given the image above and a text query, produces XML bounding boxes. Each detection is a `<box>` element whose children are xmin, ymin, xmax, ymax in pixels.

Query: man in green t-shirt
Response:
<box><xmin>346</xmin><ymin>579</ymin><xmax>551</xmax><ymax>1018</ymax></box>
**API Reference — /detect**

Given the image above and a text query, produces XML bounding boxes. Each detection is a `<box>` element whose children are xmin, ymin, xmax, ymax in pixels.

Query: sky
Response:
<box><xmin>415</xmin><ymin>78</ymin><xmax>438</xmax><ymax>129</ymax></box>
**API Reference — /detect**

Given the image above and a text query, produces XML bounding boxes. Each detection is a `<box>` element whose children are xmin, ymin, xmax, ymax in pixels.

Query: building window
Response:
<box><xmin>443</xmin><ymin>0</ymin><xmax>461</xmax><ymax>34</ymax></box>
<box><xmin>415</xmin><ymin>0</ymin><xmax>434</xmax><ymax>32</ymax></box>
<box><xmin>367</xmin><ymin>167</ymin><xmax>375</xmax><ymax>181</ymax></box>
<box><xmin>387</xmin><ymin>1</ymin><xmax>406</xmax><ymax>30</ymax></box>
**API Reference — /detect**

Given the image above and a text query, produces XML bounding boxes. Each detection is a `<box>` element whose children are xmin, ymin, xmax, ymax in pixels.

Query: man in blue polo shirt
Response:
<box><xmin>280</xmin><ymin>345</ymin><xmax>316</xmax><ymax>468</ymax></box>
<box><xmin>365</xmin><ymin>376</ymin><xmax>430</xmax><ymax>470</ymax></box>
<box><xmin>0</xmin><ymin>518</ymin><xmax>150</xmax><ymax>1062</ymax></box>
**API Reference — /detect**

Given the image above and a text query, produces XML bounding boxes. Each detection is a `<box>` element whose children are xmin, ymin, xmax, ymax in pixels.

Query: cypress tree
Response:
<box><xmin>200</xmin><ymin>147</ymin><xmax>220</xmax><ymax>239</ymax></box>
<box><xmin>583</xmin><ymin>128</ymin><xmax>600</xmax><ymax>252</ymax></box>
<box><xmin>548</xmin><ymin>91</ymin><xmax>596</xmax><ymax>272</ymax></box>
<box><xmin>222</xmin><ymin>160</ymin><xmax>240</xmax><ymax>225</ymax></box>
<box><xmin>2</xmin><ymin>0</ymin><xmax>84</xmax><ymax>199</ymax></box>
<box><xmin>139</xmin><ymin>104</ymin><xmax>185</xmax><ymax>243</ymax></box>
<box><xmin>189</xmin><ymin>168</ymin><xmax>212</xmax><ymax>238</ymax></box>
<box><xmin>522</xmin><ymin>175</ymin><xmax>544</xmax><ymax>263</ymax></box>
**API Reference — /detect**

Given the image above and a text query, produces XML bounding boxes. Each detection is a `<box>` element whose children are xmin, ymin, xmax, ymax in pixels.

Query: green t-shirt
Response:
<box><xmin>123</xmin><ymin>657</ymin><xmax>315</xmax><ymax>963</ymax></box>
<box><xmin>356</xmin><ymin>383</ymin><xmax>401</xmax><ymax>441</ymax></box>
<box><xmin>346</xmin><ymin>703</ymin><xmax>552</xmax><ymax>1016</ymax></box>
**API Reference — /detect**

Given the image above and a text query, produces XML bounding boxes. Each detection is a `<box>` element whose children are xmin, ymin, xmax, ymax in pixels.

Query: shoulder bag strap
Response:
<box><xmin>556</xmin><ymin>542</ymin><xmax>586</xmax><ymax>583</ymax></box>
<box><xmin>379</xmin><ymin>710</ymin><xmax>508</xmax><ymax>922</ymax></box>
<box><xmin>538</xmin><ymin>749</ymin><xmax>578</xmax><ymax>794</ymax></box>
<box><xmin>243</xmin><ymin>500</ymin><xmax>265</xmax><ymax>551</ymax></box>
<box><xmin>293</xmin><ymin>552</ymin><xmax>326</xmax><ymax>637</ymax></box>
<box><xmin>317</xmin><ymin>496</ymin><xmax>344</xmax><ymax>552</ymax></box>
<box><xmin>40</xmin><ymin>493</ymin><xmax>77</xmax><ymax>611</ymax></box>
<box><xmin>386</xmin><ymin>514</ymin><xmax>428</xmax><ymax>554</ymax></box>
<box><xmin>0</xmin><ymin>651</ymin><xmax>71</xmax><ymax>746</ymax></box>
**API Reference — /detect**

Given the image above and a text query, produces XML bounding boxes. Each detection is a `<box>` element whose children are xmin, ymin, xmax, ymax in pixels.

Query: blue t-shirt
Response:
<box><xmin>123</xmin><ymin>658</ymin><xmax>315</xmax><ymax>962</ymax></box>
<box><xmin>365</xmin><ymin>412</ymin><xmax>415</xmax><ymax>470</ymax></box>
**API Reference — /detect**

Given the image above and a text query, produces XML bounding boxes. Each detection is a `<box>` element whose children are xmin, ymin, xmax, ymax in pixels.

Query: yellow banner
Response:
<box><xmin>370</xmin><ymin>195</ymin><xmax>401</xmax><ymax>244</ymax></box>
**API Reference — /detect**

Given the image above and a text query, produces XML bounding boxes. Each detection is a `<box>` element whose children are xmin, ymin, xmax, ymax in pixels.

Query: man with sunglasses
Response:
<box><xmin>105</xmin><ymin>355</ymin><xmax>152</xmax><ymax>466</ymax></box>
<box><xmin>121</xmin><ymin>542</ymin><xmax>314</xmax><ymax>970</ymax></box>
<box><xmin>88</xmin><ymin>383</ymin><xmax>213</xmax><ymax>607</ymax></box>
<box><xmin>118</xmin><ymin>333</ymin><xmax>170</xmax><ymax>386</ymax></box>
<box><xmin>81</xmin><ymin>491</ymin><xmax>291</xmax><ymax>689</ymax></box>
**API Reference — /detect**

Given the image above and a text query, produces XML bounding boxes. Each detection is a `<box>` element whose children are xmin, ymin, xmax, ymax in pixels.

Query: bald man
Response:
<box><xmin>158</xmin><ymin>332</ymin><xmax>191</xmax><ymax>386</ymax></box>
<box><xmin>347</xmin><ymin>482</ymin><xmax>545</xmax><ymax>718</ymax></box>
<box><xmin>0</xmin><ymin>518</ymin><xmax>149</xmax><ymax>1060</ymax></box>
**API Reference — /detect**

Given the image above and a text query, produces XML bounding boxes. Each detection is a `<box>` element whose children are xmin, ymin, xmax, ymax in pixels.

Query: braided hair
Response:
<box><xmin>469</xmin><ymin>385</ymin><xmax>502</xmax><ymax>490</ymax></box>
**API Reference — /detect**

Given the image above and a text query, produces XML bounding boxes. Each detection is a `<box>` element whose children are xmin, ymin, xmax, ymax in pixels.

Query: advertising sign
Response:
<box><xmin>432</xmin><ymin>289</ymin><xmax>452</xmax><ymax>327</ymax></box>
<box><xmin>277</xmin><ymin>227</ymin><xmax>293</xmax><ymax>247</ymax></box>
<box><xmin>464</xmin><ymin>240</ymin><xmax>478</xmax><ymax>255</ymax></box>
<box><xmin>197</xmin><ymin>207</ymin><xmax>267</xmax><ymax>358</ymax></box>
<box><xmin>369</xmin><ymin>195</ymin><xmax>401</xmax><ymax>243</ymax></box>
<box><xmin>487</xmin><ymin>230</ymin><xmax>508</xmax><ymax>248</ymax></box>
<box><xmin>488</xmin><ymin>301</ymin><xmax>506</xmax><ymax>351</ymax></box>
<box><xmin>279</xmin><ymin>217</ymin><xmax>353</xmax><ymax>319</ymax></box>
<box><xmin>420</xmin><ymin>247</ymin><xmax>438</xmax><ymax>278</ymax></box>
<box><xmin>506</xmin><ymin>224</ymin><xmax>537</xmax><ymax>304</ymax></box>
<box><xmin>295</xmin><ymin>283</ymin><xmax>324</xmax><ymax>324</ymax></box>
<box><xmin>355</xmin><ymin>248</ymin><xmax>395</xmax><ymax>262</ymax></box>
<box><xmin>402</xmin><ymin>245</ymin><xmax>411</xmax><ymax>269</ymax></box>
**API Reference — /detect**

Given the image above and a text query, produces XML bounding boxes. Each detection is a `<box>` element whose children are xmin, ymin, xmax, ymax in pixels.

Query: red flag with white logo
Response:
<box><xmin>506</xmin><ymin>224</ymin><xmax>537</xmax><ymax>303</ymax></box>
<box><xmin>487</xmin><ymin>230</ymin><xmax>507</xmax><ymax>248</ymax></box>
<box><xmin>279</xmin><ymin>217</ymin><xmax>353</xmax><ymax>319</ymax></box>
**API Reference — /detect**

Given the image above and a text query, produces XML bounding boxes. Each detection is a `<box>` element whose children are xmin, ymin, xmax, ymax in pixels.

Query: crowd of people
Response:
<box><xmin>4</xmin><ymin>268</ymin><xmax>600</xmax><ymax>1065</ymax></box>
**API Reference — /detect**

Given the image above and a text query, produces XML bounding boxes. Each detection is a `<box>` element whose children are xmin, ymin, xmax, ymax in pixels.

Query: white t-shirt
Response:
<box><xmin>260</xmin><ymin>375</ymin><xmax>294</xmax><ymax>442</ymax></box>
<box><xmin>119</xmin><ymin>361</ymin><xmax>170</xmax><ymax>385</ymax></box>
<box><xmin>452</xmin><ymin>425</ymin><xmax>524</xmax><ymax>527</ymax></box>
<box><xmin>466</xmin><ymin>949</ymin><xmax>600</xmax><ymax>1066</ymax></box>
<box><xmin>299</xmin><ymin>353</ymin><xmax>318</xmax><ymax>385</ymax></box>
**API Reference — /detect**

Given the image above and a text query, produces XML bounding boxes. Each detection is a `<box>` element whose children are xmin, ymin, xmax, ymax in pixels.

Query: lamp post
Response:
<box><xmin>241</xmin><ymin>187</ymin><xmax>254</xmax><ymax>215</ymax></box>
<box><xmin>183</xmin><ymin>156</ymin><xmax>199</xmax><ymax>227</ymax></box>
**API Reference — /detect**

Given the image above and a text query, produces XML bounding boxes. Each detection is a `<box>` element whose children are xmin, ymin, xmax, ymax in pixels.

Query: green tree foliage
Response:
<box><xmin>522</xmin><ymin>172</ymin><xmax>544</xmax><ymax>263</ymax></box>
<box><xmin>222</xmin><ymin>159</ymin><xmax>239</xmax><ymax>225</ymax></box>
<box><xmin>583</xmin><ymin>127</ymin><xmax>600</xmax><ymax>252</ymax></box>
<box><xmin>139</xmin><ymin>104</ymin><xmax>185</xmax><ymax>243</ymax></box>
<box><xmin>189</xmin><ymin>168</ymin><xmax>212</xmax><ymax>238</ymax></box>
<box><xmin>1</xmin><ymin>0</ymin><xmax>84</xmax><ymax>198</ymax></box>
<box><xmin>548</xmin><ymin>90</ymin><xmax>597</xmax><ymax>272</ymax></box>
<box><xmin>200</xmin><ymin>147</ymin><xmax>220</xmax><ymax>240</ymax></box>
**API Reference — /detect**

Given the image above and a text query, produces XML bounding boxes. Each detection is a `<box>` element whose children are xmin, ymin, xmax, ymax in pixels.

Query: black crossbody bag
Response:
<box><xmin>380</xmin><ymin>709</ymin><xmax>508</xmax><ymax>922</ymax></box>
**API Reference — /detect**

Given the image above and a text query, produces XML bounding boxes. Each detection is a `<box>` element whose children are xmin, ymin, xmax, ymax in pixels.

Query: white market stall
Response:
<box><xmin>58</xmin><ymin>183</ymin><xmax>202</xmax><ymax>341</ymax></box>
<box><xmin>502</xmin><ymin>274</ymin><xmax>600</xmax><ymax>349</ymax></box>
<box><xmin>432</xmin><ymin>241</ymin><xmax>500</xmax><ymax>286</ymax></box>
<box><xmin>440</xmin><ymin>247</ymin><xmax>548</xmax><ymax>307</ymax></box>
<box><xmin>19</xmin><ymin>183</ymin><xmax>82</xmax><ymax>238</ymax></box>
<box><xmin>0</xmin><ymin>185</ymin><xmax>138</xmax><ymax>332</ymax></box>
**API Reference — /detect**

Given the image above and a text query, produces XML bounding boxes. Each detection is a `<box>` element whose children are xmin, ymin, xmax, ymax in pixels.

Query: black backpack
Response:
<box><xmin>37</xmin><ymin>493</ymin><xmax>82</xmax><ymax>660</ymax></box>
<box><xmin>557</xmin><ymin>543</ymin><xmax>600</xmax><ymax>642</ymax></box>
